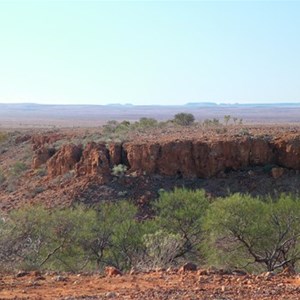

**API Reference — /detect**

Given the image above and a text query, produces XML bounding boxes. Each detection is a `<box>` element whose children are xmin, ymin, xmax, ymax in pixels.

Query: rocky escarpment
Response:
<box><xmin>31</xmin><ymin>134</ymin><xmax>300</xmax><ymax>180</ymax></box>
<box><xmin>122</xmin><ymin>138</ymin><xmax>274</xmax><ymax>178</ymax></box>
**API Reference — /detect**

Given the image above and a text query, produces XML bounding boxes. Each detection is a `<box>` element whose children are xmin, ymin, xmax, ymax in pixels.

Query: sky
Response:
<box><xmin>0</xmin><ymin>0</ymin><xmax>300</xmax><ymax>105</ymax></box>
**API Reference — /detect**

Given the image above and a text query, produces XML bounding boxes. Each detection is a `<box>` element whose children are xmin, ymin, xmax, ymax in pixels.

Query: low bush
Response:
<box><xmin>0</xmin><ymin>168</ymin><xmax>5</xmax><ymax>184</ymax></box>
<box><xmin>141</xmin><ymin>229</ymin><xmax>184</xmax><ymax>269</ymax></box>
<box><xmin>173</xmin><ymin>113</ymin><xmax>195</xmax><ymax>126</ymax></box>
<box><xmin>203</xmin><ymin>118</ymin><xmax>220</xmax><ymax>127</ymax></box>
<box><xmin>102</xmin><ymin>118</ymin><xmax>164</xmax><ymax>141</ymax></box>
<box><xmin>10</xmin><ymin>161</ymin><xmax>27</xmax><ymax>176</ymax></box>
<box><xmin>0</xmin><ymin>132</ymin><xmax>7</xmax><ymax>143</ymax></box>
<box><xmin>153</xmin><ymin>188</ymin><xmax>210</xmax><ymax>262</ymax></box>
<box><xmin>204</xmin><ymin>193</ymin><xmax>300</xmax><ymax>272</ymax></box>
<box><xmin>1</xmin><ymin>190</ymin><xmax>300</xmax><ymax>273</ymax></box>
<box><xmin>112</xmin><ymin>164</ymin><xmax>128</xmax><ymax>177</ymax></box>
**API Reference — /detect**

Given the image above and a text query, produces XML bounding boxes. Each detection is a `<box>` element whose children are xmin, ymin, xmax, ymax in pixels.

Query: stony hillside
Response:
<box><xmin>1</xmin><ymin>125</ymin><xmax>300</xmax><ymax>211</ymax></box>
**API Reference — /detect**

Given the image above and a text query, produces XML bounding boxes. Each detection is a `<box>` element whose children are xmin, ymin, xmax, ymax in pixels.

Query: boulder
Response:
<box><xmin>104</xmin><ymin>266</ymin><xmax>122</xmax><ymax>277</ymax></box>
<box><xmin>179</xmin><ymin>262</ymin><xmax>197</xmax><ymax>273</ymax></box>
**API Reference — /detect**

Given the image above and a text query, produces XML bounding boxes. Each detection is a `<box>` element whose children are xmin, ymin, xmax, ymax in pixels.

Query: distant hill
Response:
<box><xmin>185</xmin><ymin>102</ymin><xmax>218</xmax><ymax>107</ymax></box>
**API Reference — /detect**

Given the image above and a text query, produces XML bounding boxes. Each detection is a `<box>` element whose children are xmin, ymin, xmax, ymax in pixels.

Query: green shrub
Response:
<box><xmin>82</xmin><ymin>200</ymin><xmax>143</xmax><ymax>271</ymax></box>
<box><xmin>0</xmin><ymin>168</ymin><xmax>5</xmax><ymax>184</ymax></box>
<box><xmin>112</xmin><ymin>164</ymin><xmax>128</xmax><ymax>177</ymax></box>
<box><xmin>224</xmin><ymin>115</ymin><xmax>231</xmax><ymax>125</ymax></box>
<box><xmin>239</xmin><ymin>128</ymin><xmax>250</xmax><ymax>136</ymax></box>
<box><xmin>173</xmin><ymin>113</ymin><xmax>195</xmax><ymax>126</ymax></box>
<box><xmin>141</xmin><ymin>229</ymin><xmax>184</xmax><ymax>269</ymax></box>
<box><xmin>137</xmin><ymin>117</ymin><xmax>158</xmax><ymax>129</ymax></box>
<box><xmin>0</xmin><ymin>132</ymin><xmax>7</xmax><ymax>144</ymax></box>
<box><xmin>153</xmin><ymin>188</ymin><xmax>210</xmax><ymax>261</ymax></box>
<box><xmin>1</xmin><ymin>201</ymin><xmax>141</xmax><ymax>272</ymax></box>
<box><xmin>10</xmin><ymin>161</ymin><xmax>27</xmax><ymax>176</ymax></box>
<box><xmin>3</xmin><ymin>190</ymin><xmax>300</xmax><ymax>274</ymax></box>
<box><xmin>34</xmin><ymin>167</ymin><xmax>47</xmax><ymax>177</ymax></box>
<box><xmin>204</xmin><ymin>194</ymin><xmax>300</xmax><ymax>272</ymax></box>
<box><xmin>103</xmin><ymin>118</ymin><xmax>162</xmax><ymax>141</ymax></box>
<box><xmin>203</xmin><ymin>118</ymin><xmax>220</xmax><ymax>127</ymax></box>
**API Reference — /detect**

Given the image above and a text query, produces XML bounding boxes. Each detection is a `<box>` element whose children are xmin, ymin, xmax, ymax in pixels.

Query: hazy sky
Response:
<box><xmin>0</xmin><ymin>1</ymin><xmax>299</xmax><ymax>105</ymax></box>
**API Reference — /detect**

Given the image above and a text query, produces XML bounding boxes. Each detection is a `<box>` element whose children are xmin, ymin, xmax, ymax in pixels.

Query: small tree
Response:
<box><xmin>1</xmin><ymin>202</ymin><xmax>144</xmax><ymax>272</ymax></box>
<box><xmin>154</xmin><ymin>188</ymin><xmax>210</xmax><ymax>261</ymax></box>
<box><xmin>4</xmin><ymin>205</ymin><xmax>95</xmax><ymax>272</ymax></box>
<box><xmin>173</xmin><ymin>113</ymin><xmax>195</xmax><ymax>126</ymax></box>
<box><xmin>87</xmin><ymin>200</ymin><xmax>142</xmax><ymax>270</ymax></box>
<box><xmin>224</xmin><ymin>115</ymin><xmax>231</xmax><ymax>125</ymax></box>
<box><xmin>204</xmin><ymin>194</ymin><xmax>300</xmax><ymax>272</ymax></box>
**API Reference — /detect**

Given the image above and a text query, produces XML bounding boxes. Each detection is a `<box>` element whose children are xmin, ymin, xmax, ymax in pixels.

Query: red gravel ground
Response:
<box><xmin>0</xmin><ymin>270</ymin><xmax>300</xmax><ymax>299</ymax></box>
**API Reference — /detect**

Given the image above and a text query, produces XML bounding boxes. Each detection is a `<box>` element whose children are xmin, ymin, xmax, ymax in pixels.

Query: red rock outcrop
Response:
<box><xmin>31</xmin><ymin>133</ymin><xmax>64</xmax><ymax>150</ymax></box>
<box><xmin>47</xmin><ymin>144</ymin><xmax>82</xmax><ymax>177</ymax></box>
<box><xmin>15</xmin><ymin>135</ymin><xmax>31</xmax><ymax>144</ymax></box>
<box><xmin>272</xmin><ymin>135</ymin><xmax>300</xmax><ymax>169</ymax></box>
<box><xmin>32</xmin><ymin>146</ymin><xmax>56</xmax><ymax>169</ymax></box>
<box><xmin>123</xmin><ymin>137</ymin><xmax>275</xmax><ymax>178</ymax></box>
<box><xmin>44</xmin><ymin>134</ymin><xmax>300</xmax><ymax>180</ymax></box>
<box><xmin>108</xmin><ymin>143</ymin><xmax>122</xmax><ymax>167</ymax></box>
<box><xmin>76</xmin><ymin>142</ymin><xmax>111</xmax><ymax>183</ymax></box>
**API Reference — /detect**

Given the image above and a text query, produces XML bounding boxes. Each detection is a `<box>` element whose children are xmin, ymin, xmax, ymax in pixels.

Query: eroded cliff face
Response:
<box><xmin>75</xmin><ymin>142</ymin><xmax>111</xmax><ymax>183</ymax></box>
<box><xmin>122</xmin><ymin>137</ymin><xmax>275</xmax><ymax>178</ymax></box>
<box><xmin>33</xmin><ymin>135</ymin><xmax>300</xmax><ymax>180</ymax></box>
<box><xmin>273</xmin><ymin>136</ymin><xmax>300</xmax><ymax>169</ymax></box>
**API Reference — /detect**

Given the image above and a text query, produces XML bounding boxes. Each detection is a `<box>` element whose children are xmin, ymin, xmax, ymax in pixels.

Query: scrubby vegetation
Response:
<box><xmin>204</xmin><ymin>194</ymin><xmax>300</xmax><ymax>272</ymax></box>
<box><xmin>10</xmin><ymin>161</ymin><xmax>27</xmax><ymax>176</ymax></box>
<box><xmin>112</xmin><ymin>164</ymin><xmax>128</xmax><ymax>177</ymax></box>
<box><xmin>102</xmin><ymin>118</ymin><xmax>164</xmax><ymax>141</ymax></box>
<box><xmin>0</xmin><ymin>132</ymin><xmax>7</xmax><ymax>144</ymax></box>
<box><xmin>0</xmin><ymin>167</ymin><xmax>5</xmax><ymax>184</ymax></box>
<box><xmin>1</xmin><ymin>189</ymin><xmax>300</xmax><ymax>274</ymax></box>
<box><xmin>101</xmin><ymin>114</ymin><xmax>244</xmax><ymax>141</ymax></box>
